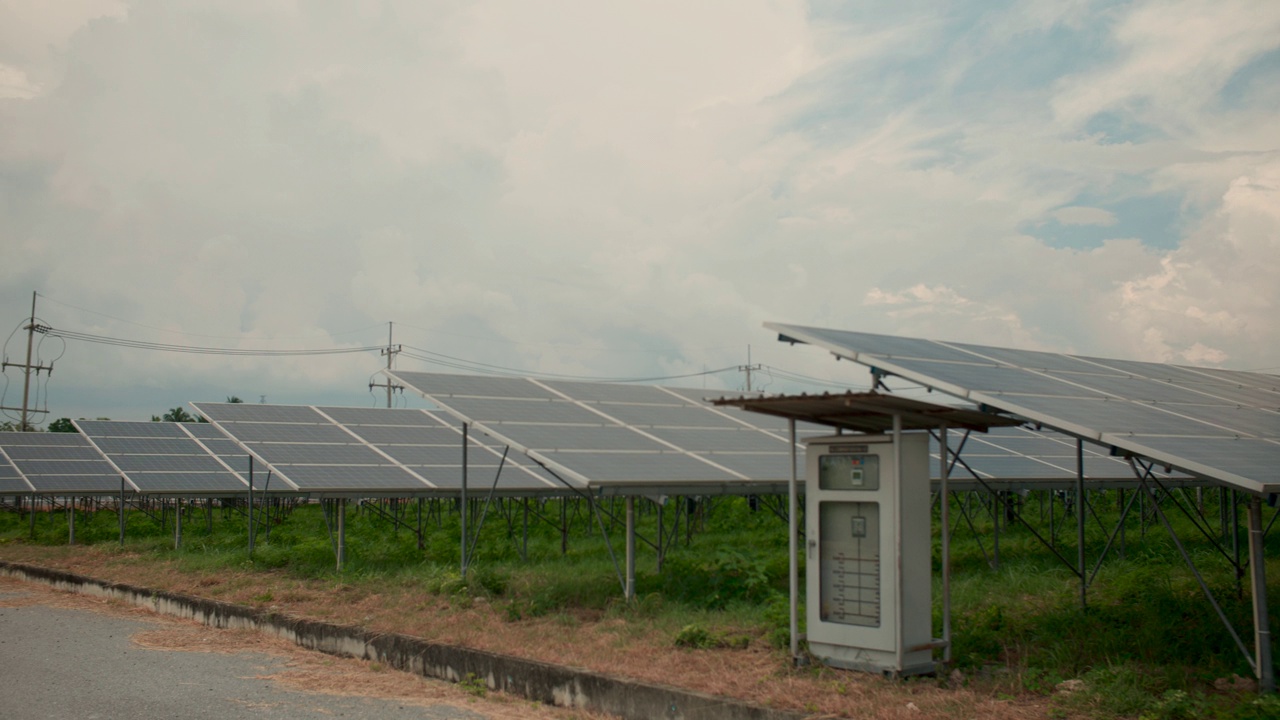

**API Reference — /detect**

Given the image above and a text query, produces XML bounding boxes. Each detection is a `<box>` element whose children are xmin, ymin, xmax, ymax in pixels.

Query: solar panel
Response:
<box><xmin>3</xmin><ymin>444</ymin><xmax>106</xmax><ymax>461</ymax></box>
<box><xmin>73</xmin><ymin>421</ymin><xmax>252</xmax><ymax>495</ymax></box>
<box><xmin>0</xmin><ymin>451</ymin><xmax>34</xmax><ymax>494</ymax></box>
<box><xmin>0</xmin><ymin>431</ymin><xmax>128</xmax><ymax>494</ymax></box>
<box><xmin>391</xmin><ymin>371</ymin><xmax>560</xmax><ymax>399</ymax></box>
<box><xmin>443</xmin><ymin>397</ymin><xmax>606</xmax><ymax>424</ymax></box>
<box><xmin>248</xmin><ymin>443</ymin><xmax>388</xmax><ymax>465</ymax></box>
<box><xmin>195</xmin><ymin>403</ymin><xmax>570</xmax><ymax>494</ymax></box>
<box><xmin>224</xmin><ymin>423</ymin><xmax>354</xmax><ymax>444</ymax></box>
<box><xmin>373</xmin><ymin>445</ymin><xmax>493</xmax><ymax>466</ymax></box>
<box><xmin>645</xmin><ymin>427</ymin><xmax>795</xmax><ymax>452</ymax></box>
<box><xmin>198</xmin><ymin>404</ymin><xmax>324</xmax><ymax>423</ymax></box>
<box><xmin>1045</xmin><ymin>373</ymin><xmax>1235</xmax><ymax>406</ymax></box>
<box><xmin>193</xmin><ymin>403</ymin><xmax>430</xmax><ymax>493</ymax></box>
<box><xmin>342</xmin><ymin>425</ymin><xmax>439</xmax><ymax>445</ymax></box>
<box><xmin>537</xmin><ymin>451</ymin><xmax>742</xmax><ymax>482</ymax></box>
<box><xmin>596</xmin><ymin>403</ymin><xmax>746</xmax><ymax>429</ymax></box>
<box><xmin>318</xmin><ymin>407</ymin><xmax>438</xmax><ymax>426</ymax></box>
<box><xmin>386</xmin><ymin>372</ymin><xmax>802</xmax><ymax>493</ymax></box>
<box><xmin>767</xmin><ymin>322</ymin><xmax>1280</xmax><ymax>494</ymax></box>
<box><xmin>502</xmin><ymin>424</ymin><xmax>668</xmax><ymax>452</ymax></box>
<box><xmin>542</xmin><ymin>380</ymin><xmax>685</xmax><ymax>404</ymax></box>
<box><xmin>320</xmin><ymin>406</ymin><xmax>573</xmax><ymax>493</ymax></box>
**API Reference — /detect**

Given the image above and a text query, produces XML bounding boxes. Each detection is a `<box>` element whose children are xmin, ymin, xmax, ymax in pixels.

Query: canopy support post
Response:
<box><xmin>940</xmin><ymin>424</ymin><xmax>952</xmax><ymax>666</ymax></box>
<box><xmin>788</xmin><ymin>417</ymin><xmax>800</xmax><ymax>664</ymax></box>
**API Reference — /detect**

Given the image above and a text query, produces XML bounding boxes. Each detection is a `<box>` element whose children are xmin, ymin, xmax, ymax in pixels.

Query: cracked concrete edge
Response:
<box><xmin>0</xmin><ymin>561</ymin><xmax>809</xmax><ymax>720</ymax></box>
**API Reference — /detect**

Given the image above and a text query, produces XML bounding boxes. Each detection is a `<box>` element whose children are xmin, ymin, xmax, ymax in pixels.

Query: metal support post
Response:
<box><xmin>119</xmin><ymin>480</ymin><xmax>126</xmax><ymax>546</ymax></box>
<box><xmin>560</xmin><ymin>498</ymin><xmax>568</xmax><ymax>555</ymax></box>
<box><xmin>1118</xmin><ymin>488</ymin><xmax>1126</xmax><ymax>558</ymax></box>
<box><xmin>788</xmin><ymin>418</ymin><xmax>800</xmax><ymax>663</ymax></box>
<box><xmin>1075</xmin><ymin>438</ymin><xmax>1085</xmax><ymax>604</ymax></box>
<box><xmin>940</xmin><ymin>424</ymin><xmax>952</xmax><ymax>665</ymax></box>
<box><xmin>1077</xmin><ymin>439</ymin><xmax>1087</xmax><ymax>609</ymax></box>
<box><xmin>174</xmin><ymin>498</ymin><xmax>183</xmax><ymax>550</ymax></box>
<box><xmin>992</xmin><ymin>489</ymin><xmax>1000</xmax><ymax>570</ymax></box>
<box><xmin>1248</xmin><ymin>496</ymin><xmax>1275</xmax><ymax>693</ymax></box>
<box><xmin>68</xmin><ymin>496</ymin><xmax>75</xmax><ymax>545</ymax></box>
<box><xmin>248</xmin><ymin>456</ymin><xmax>256</xmax><ymax>556</ymax></box>
<box><xmin>461</xmin><ymin>423</ymin><xmax>469</xmax><ymax>580</ymax></box>
<box><xmin>337</xmin><ymin>498</ymin><xmax>346</xmax><ymax>571</ymax></box>
<box><xmin>892</xmin><ymin>413</ymin><xmax>906</xmax><ymax>673</ymax></box>
<box><xmin>625</xmin><ymin>496</ymin><xmax>636</xmax><ymax>602</ymax></box>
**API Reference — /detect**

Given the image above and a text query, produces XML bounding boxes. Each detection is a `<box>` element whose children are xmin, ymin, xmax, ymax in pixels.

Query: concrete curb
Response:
<box><xmin>0</xmin><ymin>561</ymin><xmax>808</xmax><ymax>720</ymax></box>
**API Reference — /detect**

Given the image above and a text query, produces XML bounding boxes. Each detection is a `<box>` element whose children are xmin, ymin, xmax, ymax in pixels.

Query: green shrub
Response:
<box><xmin>674</xmin><ymin>624</ymin><xmax>714</xmax><ymax>649</ymax></box>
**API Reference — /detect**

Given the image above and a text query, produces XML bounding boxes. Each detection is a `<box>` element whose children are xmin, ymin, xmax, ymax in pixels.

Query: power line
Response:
<box><xmin>399</xmin><ymin>345</ymin><xmax>741</xmax><ymax>383</ymax></box>
<box><xmin>44</xmin><ymin>327</ymin><xmax>384</xmax><ymax>357</ymax></box>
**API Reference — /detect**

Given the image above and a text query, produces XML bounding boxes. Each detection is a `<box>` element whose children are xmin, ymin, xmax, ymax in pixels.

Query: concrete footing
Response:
<box><xmin>1</xmin><ymin>561</ymin><xmax>804</xmax><ymax>720</ymax></box>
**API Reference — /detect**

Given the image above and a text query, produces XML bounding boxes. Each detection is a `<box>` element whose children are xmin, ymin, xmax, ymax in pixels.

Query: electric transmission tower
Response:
<box><xmin>368</xmin><ymin>321</ymin><xmax>403</xmax><ymax>408</ymax></box>
<box><xmin>1</xmin><ymin>292</ymin><xmax>53</xmax><ymax>430</ymax></box>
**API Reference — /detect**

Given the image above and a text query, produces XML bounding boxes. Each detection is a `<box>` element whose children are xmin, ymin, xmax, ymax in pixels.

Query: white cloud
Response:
<box><xmin>0</xmin><ymin>63</ymin><xmax>38</xmax><ymax>99</ymax></box>
<box><xmin>1052</xmin><ymin>0</ymin><xmax>1280</xmax><ymax>135</ymax></box>
<box><xmin>1110</xmin><ymin>157</ymin><xmax>1280</xmax><ymax>364</ymax></box>
<box><xmin>1</xmin><ymin>1</ymin><xmax>1278</xmax><ymax>422</ymax></box>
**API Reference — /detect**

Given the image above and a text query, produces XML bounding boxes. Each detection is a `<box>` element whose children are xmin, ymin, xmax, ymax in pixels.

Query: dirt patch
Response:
<box><xmin>0</xmin><ymin>545</ymin><xmax>1073</xmax><ymax>719</ymax></box>
<box><xmin>0</xmin><ymin>575</ymin><xmax>606</xmax><ymax>720</ymax></box>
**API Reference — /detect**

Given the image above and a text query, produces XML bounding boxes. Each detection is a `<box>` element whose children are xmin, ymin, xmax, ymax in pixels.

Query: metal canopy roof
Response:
<box><xmin>710</xmin><ymin>391</ymin><xmax>1021</xmax><ymax>433</ymax></box>
<box><xmin>767</xmin><ymin>322</ymin><xmax>1280</xmax><ymax>495</ymax></box>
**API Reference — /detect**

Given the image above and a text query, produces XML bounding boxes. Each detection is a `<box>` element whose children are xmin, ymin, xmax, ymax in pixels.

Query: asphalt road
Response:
<box><xmin>0</xmin><ymin>584</ymin><xmax>494</xmax><ymax>720</ymax></box>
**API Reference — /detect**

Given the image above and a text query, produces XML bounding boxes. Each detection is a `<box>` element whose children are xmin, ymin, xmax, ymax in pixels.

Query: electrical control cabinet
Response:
<box><xmin>805</xmin><ymin>432</ymin><xmax>934</xmax><ymax>676</ymax></box>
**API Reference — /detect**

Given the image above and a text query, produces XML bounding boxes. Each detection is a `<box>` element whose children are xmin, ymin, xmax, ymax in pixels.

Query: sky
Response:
<box><xmin>1</xmin><ymin>0</ymin><xmax>1278</xmax><ymax>424</ymax></box>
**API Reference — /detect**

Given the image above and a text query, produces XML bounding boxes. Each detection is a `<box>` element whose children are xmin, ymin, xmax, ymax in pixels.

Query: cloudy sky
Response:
<box><xmin>1</xmin><ymin>0</ymin><xmax>1277</xmax><ymax>423</ymax></box>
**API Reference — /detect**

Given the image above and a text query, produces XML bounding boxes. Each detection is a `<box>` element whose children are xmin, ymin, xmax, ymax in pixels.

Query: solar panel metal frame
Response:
<box><xmin>766</xmin><ymin>322</ymin><xmax>1280</xmax><ymax>494</ymax></box>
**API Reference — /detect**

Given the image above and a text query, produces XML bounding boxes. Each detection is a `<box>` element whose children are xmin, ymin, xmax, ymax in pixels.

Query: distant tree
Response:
<box><xmin>0</xmin><ymin>420</ymin><xmax>34</xmax><ymax>431</ymax></box>
<box><xmin>153</xmin><ymin>407</ymin><xmax>196</xmax><ymax>423</ymax></box>
<box><xmin>47</xmin><ymin>418</ymin><xmax>78</xmax><ymax>433</ymax></box>
<box><xmin>227</xmin><ymin>396</ymin><xmax>244</xmax><ymax>403</ymax></box>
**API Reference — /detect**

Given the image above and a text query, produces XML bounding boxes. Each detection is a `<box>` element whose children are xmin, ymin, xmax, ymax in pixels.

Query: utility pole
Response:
<box><xmin>368</xmin><ymin>321</ymin><xmax>402</xmax><ymax>408</ymax></box>
<box><xmin>737</xmin><ymin>345</ymin><xmax>762</xmax><ymax>393</ymax></box>
<box><xmin>1</xmin><ymin>292</ymin><xmax>53</xmax><ymax>430</ymax></box>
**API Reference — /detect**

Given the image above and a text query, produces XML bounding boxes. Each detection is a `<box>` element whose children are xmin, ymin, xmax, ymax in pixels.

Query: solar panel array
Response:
<box><xmin>74</xmin><ymin>421</ymin><xmax>250</xmax><ymax>495</ymax></box>
<box><xmin>0</xmin><ymin>431</ymin><xmax>132</xmax><ymax>494</ymax></box>
<box><xmin>390</xmin><ymin>372</ymin><xmax>859</xmax><ymax>493</ymax></box>
<box><xmin>192</xmin><ymin>404</ymin><xmax>568</xmax><ymax>495</ymax></box>
<box><xmin>767</xmin><ymin>323</ymin><xmax>1280</xmax><ymax>494</ymax></box>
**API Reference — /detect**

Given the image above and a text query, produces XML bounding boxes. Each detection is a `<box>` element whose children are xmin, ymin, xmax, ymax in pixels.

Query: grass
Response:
<box><xmin>1</xmin><ymin>489</ymin><xmax>1277</xmax><ymax>718</ymax></box>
